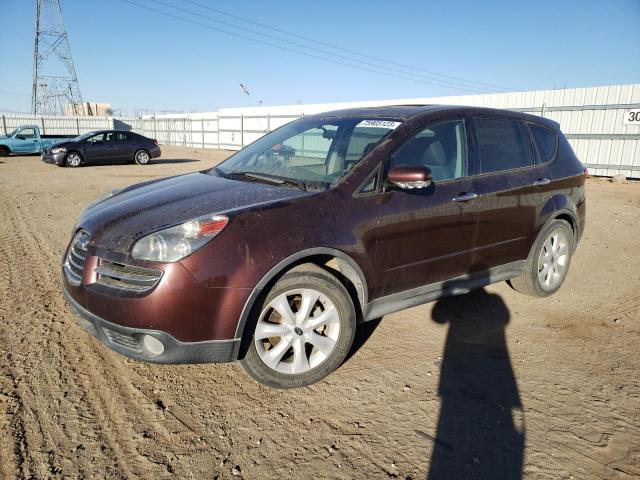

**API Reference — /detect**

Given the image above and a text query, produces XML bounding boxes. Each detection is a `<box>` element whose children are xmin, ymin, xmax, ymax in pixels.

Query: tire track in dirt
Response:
<box><xmin>0</xmin><ymin>183</ymin><xmax>226</xmax><ymax>478</ymax></box>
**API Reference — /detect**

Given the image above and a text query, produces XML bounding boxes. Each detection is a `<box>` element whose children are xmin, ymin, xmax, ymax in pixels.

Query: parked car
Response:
<box><xmin>61</xmin><ymin>105</ymin><xmax>586</xmax><ymax>388</ymax></box>
<box><xmin>41</xmin><ymin>130</ymin><xmax>161</xmax><ymax>167</ymax></box>
<box><xmin>0</xmin><ymin>125</ymin><xmax>75</xmax><ymax>156</ymax></box>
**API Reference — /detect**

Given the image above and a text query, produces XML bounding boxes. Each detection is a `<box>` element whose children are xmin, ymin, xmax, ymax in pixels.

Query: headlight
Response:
<box><xmin>132</xmin><ymin>214</ymin><xmax>229</xmax><ymax>262</ymax></box>
<box><xmin>51</xmin><ymin>147</ymin><xmax>67</xmax><ymax>154</ymax></box>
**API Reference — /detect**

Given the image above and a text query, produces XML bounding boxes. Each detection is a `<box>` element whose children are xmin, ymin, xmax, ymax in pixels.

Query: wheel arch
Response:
<box><xmin>233</xmin><ymin>247</ymin><xmax>368</xmax><ymax>356</ymax></box>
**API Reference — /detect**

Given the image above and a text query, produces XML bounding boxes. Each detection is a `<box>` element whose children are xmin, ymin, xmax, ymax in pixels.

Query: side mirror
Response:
<box><xmin>387</xmin><ymin>165</ymin><xmax>432</xmax><ymax>189</ymax></box>
<box><xmin>16</xmin><ymin>135</ymin><xmax>25</xmax><ymax>140</ymax></box>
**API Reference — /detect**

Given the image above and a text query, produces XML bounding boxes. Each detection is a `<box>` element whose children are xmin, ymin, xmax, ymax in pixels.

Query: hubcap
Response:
<box><xmin>138</xmin><ymin>152</ymin><xmax>149</xmax><ymax>163</ymax></box>
<box><xmin>254</xmin><ymin>288</ymin><xmax>341</xmax><ymax>375</ymax></box>
<box><xmin>68</xmin><ymin>154</ymin><xmax>80</xmax><ymax>166</ymax></box>
<box><xmin>537</xmin><ymin>228</ymin><xmax>570</xmax><ymax>290</ymax></box>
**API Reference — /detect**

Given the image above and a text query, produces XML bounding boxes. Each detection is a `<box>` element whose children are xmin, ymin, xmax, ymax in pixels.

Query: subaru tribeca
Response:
<box><xmin>62</xmin><ymin>106</ymin><xmax>586</xmax><ymax>388</ymax></box>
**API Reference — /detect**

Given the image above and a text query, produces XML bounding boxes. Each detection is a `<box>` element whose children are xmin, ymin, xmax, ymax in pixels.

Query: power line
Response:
<box><xmin>149</xmin><ymin>0</ymin><xmax>506</xmax><ymax>93</ymax></box>
<box><xmin>117</xmin><ymin>0</ymin><xmax>501</xmax><ymax>94</ymax></box>
<box><xmin>182</xmin><ymin>0</ymin><xmax>516</xmax><ymax>92</ymax></box>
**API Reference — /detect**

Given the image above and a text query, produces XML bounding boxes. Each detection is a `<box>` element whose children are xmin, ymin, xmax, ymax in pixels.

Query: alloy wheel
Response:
<box><xmin>537</xmin><ymin>227</ymin><xmax>570</xmax><ymax>290</ymax></box>
<box><xmin>136</xmin><ymin>151</ymin><xmax>150</xmax><ymax>164</ymax></box>
<box><xmin>67</xmin><ymin>153</ymin><xmax>81</xmax><ymax>167</ymax></box>
<box><xmin>254</xmin><ymin>288</ymin><xmax>341</xmax><ymax>374</ymax></box>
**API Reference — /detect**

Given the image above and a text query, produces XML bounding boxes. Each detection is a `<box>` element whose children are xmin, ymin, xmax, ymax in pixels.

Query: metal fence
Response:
<box><xmin>2</xmin><ymin>84</ymin><xmax>639</xmax><ymax>178</ymax></box>
<box><xmin>1</xmin><ymin>114</ymin><xmax>111</xmax><ymax>136</ymax></box>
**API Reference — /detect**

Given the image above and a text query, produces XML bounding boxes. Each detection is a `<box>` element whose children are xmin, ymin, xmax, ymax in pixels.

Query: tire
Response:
<box><xmin>508</xmin><ymin>219</ymin><xmax>574</xmax><ymax>297</ymax></box>
<box><xmin>240</xmin><ymin>264</ymin><xmax>356</xmax><ymax>389</ymax></box>
<box><xmin>64</xmin><ymin>151</ymin><xmax>83</xmax><ymax>168</ymax></box>
<box><xmin>0</xmin><ymin>147</ymin><xmax>9</xmax><ymax>157</ymax></box>
<box><xmin>134</xmin><ymin>150</ymin><xmax>151</xmax><ymax>165</ymax></box>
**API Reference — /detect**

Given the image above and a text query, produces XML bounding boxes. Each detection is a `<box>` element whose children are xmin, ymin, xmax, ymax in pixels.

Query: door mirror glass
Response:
<box><xmin>388</xmin><ymin>165</ymin><xmax>432</xmax><ymax>189</ymax></box>
<box><xmin>16</xmin><ymin>135</ymin><xmax>25</xmax><ymax>140</ymax></box>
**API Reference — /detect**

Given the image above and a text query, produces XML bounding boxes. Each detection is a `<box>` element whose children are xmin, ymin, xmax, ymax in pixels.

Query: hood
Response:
<box><xmin>78</xmin><ymin>171</ymin><xmax>314</xmax><ymax>252</ymax></box>
<box><xmin>47</xmin><ymin>140</ymin><xmax>75</xmax><ymax>151</ymax></box>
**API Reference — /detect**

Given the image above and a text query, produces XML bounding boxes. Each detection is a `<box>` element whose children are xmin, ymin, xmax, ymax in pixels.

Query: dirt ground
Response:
<box><xmin>0</xmin><ymin>146</ymin><xmax>638</xmax><ymax>479</ymax></box>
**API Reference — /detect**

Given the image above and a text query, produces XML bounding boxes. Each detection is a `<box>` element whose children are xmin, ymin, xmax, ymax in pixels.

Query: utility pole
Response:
<box><xmin>31</xmin><ymin>0</ymin><xmax>83</xmax><ymax>115</ymax></box>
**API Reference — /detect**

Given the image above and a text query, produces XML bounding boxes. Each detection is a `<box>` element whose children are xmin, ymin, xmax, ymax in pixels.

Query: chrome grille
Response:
<box><xmin>103</xmin><ymin>328</ymin><xmax>143</xmax><ymax>352</ymax></box>
<box><xmin>95</xmin><ymin>259</ymin><xmax>162</xmax><ymax>292</ymax></box>
<box><xmin>64</xmin><ymin>230</ymin><xmax>90</xmax><ymax>286</ymax></box>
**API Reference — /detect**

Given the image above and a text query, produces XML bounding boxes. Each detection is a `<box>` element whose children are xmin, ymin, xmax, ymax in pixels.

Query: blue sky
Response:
<box><xmin>0</xmin><ymin>0</ymin><xmax>638</xmax><ymax>115</ymax></box>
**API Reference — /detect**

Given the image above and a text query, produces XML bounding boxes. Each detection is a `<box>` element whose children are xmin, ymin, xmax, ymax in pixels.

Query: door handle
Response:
<box><xmin>533</xmin><ymin>178</ymin><xmax>551</xmax><ymax>186</ymax></box>
<box><xmin>452</xmin><ymin>192</ymin><xmax>478</xmax><ymax>202</ymax></box>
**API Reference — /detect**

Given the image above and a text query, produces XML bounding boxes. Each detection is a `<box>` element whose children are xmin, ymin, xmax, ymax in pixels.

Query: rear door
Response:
<box><xmin>469</xmin><ymin>116</ymin><xmax>544</xmax><ymax>270</ymax></box>
<box><xmin>113</xmin><ymin>132</ymin><xmax>135</xmax><ymax>163</ymax></box>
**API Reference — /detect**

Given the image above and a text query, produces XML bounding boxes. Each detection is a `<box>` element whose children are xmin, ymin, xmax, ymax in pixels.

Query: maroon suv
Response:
<box><xmin>62</xmin><ymin>106</ymin><xmax>586</xmax><ymax>388</ymax></box>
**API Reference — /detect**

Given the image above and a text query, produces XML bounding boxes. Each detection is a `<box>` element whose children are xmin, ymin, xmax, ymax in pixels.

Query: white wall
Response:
<box><xmin>144</xmin><ymin>83</ymin><xmax>640</xmax><ymax>177</ymax></box>
<box><xmin>3</xmin><ymin>84</ymin><xmax>638</xmax><ymax>177</ymax></box>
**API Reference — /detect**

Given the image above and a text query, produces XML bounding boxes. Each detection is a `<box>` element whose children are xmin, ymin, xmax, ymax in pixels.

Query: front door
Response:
<box><xmin>13</xmin><ymin>127</ymin><xmax>39</xmax><ymax>153</ymax></box>
<box><xmin>376</xmin><ymin>118</ymin><xmax>478</xmax><ymax>296</ymax></box>
<box><xmin>84</xmin><ymin>132</ymin><xmax>116</xmax><ymax>164</ymax></box>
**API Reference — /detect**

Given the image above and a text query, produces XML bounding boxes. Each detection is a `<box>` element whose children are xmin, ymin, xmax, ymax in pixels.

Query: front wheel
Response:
<box><xmin>134</xmin><ymin>150</ymin><xmax>151</xmax><ymax>165</ymax></box>
<box><xmin>240</xmin><ymin>264</ymin><xmax>356</xmax><ymax>388</ymax></box>
<box><xmin>508</xmin><ymin>219</ymin><xmax>574</xmax><ymax>297</ymax></box>
<box><xmin>64</xmin><ymin>152</ymin><xmax>83</xmax><ymax>167</ymax></box>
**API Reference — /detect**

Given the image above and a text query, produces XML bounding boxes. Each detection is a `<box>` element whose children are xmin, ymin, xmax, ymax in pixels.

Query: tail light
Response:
<box><xmin>584</xmin><ymin>167</ymin><xmax>589</xmax><ymax>178</ymax></box>
<box><xmin>153</xmin><ymin>139</ymin><xmax>158</xmax><ymax>145</ymax></box>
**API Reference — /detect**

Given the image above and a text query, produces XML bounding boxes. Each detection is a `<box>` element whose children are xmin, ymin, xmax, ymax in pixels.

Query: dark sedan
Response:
<box><xmin>41</xmin><ymin>130</ymin><xmax>161</xmax><ymax>167</ymax></box>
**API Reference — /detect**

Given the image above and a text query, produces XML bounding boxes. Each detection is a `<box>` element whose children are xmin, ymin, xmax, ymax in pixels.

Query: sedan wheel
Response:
<box><xmin>135</xmin><ymin>150</ymin><xmax>150</xmax><ymax>165</ymax></box>
<box><xmin>65</xmin><ymin>152</ymin><xmax>82</xmax><ymax>167</ymax></box>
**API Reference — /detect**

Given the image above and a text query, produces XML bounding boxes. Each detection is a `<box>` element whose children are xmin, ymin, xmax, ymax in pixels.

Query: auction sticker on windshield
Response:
<box><xmin>356</xmin><ymin>120</ymin><xmax>402</xmax><ymax>129</ymax></box>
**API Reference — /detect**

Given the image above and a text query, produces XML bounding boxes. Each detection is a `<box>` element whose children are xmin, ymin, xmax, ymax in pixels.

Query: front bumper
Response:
<box><xmin>64</xmin><ymin>287</ymin><xmax>240</xmax><ymax>364</ymax></box>
<box><xmin>41</xmin><ymin>150</ymin><xmax>66</xmax><ymax>165</ymax></box>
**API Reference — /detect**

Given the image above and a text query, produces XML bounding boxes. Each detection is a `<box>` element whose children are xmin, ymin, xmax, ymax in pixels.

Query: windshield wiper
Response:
<box><xmin>222</xmin><ymin>170</ymin><xmax>308</xmax><ymax>191</ymax></box>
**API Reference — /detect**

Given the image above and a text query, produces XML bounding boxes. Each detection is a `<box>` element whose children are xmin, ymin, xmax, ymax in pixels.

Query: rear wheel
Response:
<box><xmin>134</xmin><ymin>150</ymin><xmax>151</xmax><ymax>165</ymax></box>
<box><xmin>0</xmin><ymin>147</ymin><xmax>9</xmax><ymax>157</ymax></box>
<box><xmin>508</xmin><ymin>219</ymin><xmax>574</xmax><ymax>297</ymax></box>
<box><xmin>240</xmin><ymin>264</ymin><xmax>356</xmax><ymax>388</ymax></box>
<box><xmin>64</xmin><ymin>152</ymin><xmax>83</xmax><ymax>167</ymax></box>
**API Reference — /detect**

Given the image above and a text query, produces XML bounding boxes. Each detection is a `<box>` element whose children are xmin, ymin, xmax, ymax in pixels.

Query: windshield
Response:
<box><xmin>73</xmin><ymin>130</ymin><xmax>101</xmax><ymax>141</ymax></box>
<box><xmin>213</xmin><ymin>117</ymin><xmax>402</xmax><ymax>187</ymax></box>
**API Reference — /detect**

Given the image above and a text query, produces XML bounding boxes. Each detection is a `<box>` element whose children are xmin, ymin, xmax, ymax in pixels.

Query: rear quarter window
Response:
<box><xmin>475</xmin><ymin>117</ymin><xmax>534</xmax><ymax>174</ymax></box>
<box><xmin>528</xmin><ymin>124</ymin><xmax>558</xmax><ymax>163</ymax></box>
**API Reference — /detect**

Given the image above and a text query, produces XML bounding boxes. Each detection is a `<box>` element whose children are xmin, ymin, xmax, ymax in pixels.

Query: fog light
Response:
<box><xmin>143</xmin><ymin>335</ymin><xmax>164</xmax><ymax>356</ymax></box>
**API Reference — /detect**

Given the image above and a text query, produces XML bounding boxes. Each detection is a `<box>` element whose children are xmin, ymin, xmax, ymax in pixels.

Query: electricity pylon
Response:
<box><xmin>31</xmin><ymin>0</ymin><xmax>84</xmax><ymax>115</ymax></box>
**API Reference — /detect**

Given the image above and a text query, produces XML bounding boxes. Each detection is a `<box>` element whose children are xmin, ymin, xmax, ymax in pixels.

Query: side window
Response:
<box><xmin>86</xmin><ymin>133</ymin><xmax>105</xmax><ymax>143</ymax></box>
<box><xmin>104</xmin><ymin>132</ymin><xmax>115</xmax><ymax>142</ymax></box>
<box><xmin>20</xmin><ymin>128</ymin><xmax>36</xmax><ymax>139</ymax></box>
<box><xmin>529</xmin><ymin>124</ymin><xmax>557</xmax><ymax>163</ymax></box>
<box><xmin>115</xmin><ymin>132</ymin><xmax>130</xmax><ymax>141</ymax></box>
<box><xmin>388</xmin><ymin>119</ymin><xmax>468</xmax><ymax>182</ymax></box>
<box><xmin>475</xmin><ymin>117</ymin><xmax>534</xmax><ymax>173</ymax></box>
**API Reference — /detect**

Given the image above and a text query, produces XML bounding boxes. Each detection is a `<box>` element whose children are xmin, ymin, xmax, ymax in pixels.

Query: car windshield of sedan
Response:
<box><xmin>73</xmin><ymin>130</ymin><xmax>101</xmax><ymax>142</ymax></box>
<box><xmin>213</xmin><ymin>117</ymin><xmax>402</xmax><ymax>188</ymax></box>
